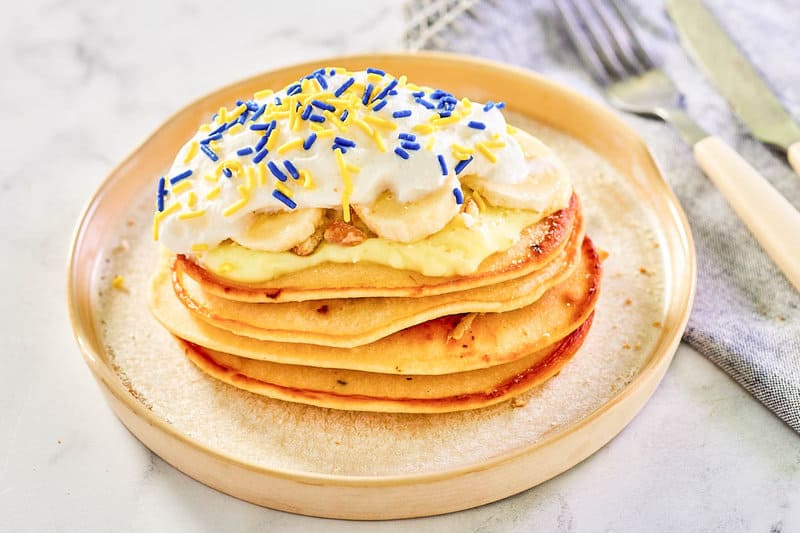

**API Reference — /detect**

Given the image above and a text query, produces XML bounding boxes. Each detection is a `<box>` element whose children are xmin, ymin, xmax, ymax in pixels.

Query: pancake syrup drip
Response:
<box><xmin>153</xmin><ymin>68</ymin><xmax>572</xmax><ymax>280</ymax></box>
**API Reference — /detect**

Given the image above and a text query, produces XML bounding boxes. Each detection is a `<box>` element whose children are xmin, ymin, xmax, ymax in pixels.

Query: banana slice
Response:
<box><xmin>354</xmin><ymin>178</ymin><xmax>460</xmax><ymax>243</ymax></box>
<box><xmin>460</xmin><ymin>130</ymin><xmax>572</xmax><ymax>212</ymax></box>
<box><xmin>232</xmin><ymin>208</ymin><xmax>325</xmax><ymax>252</ymax></box>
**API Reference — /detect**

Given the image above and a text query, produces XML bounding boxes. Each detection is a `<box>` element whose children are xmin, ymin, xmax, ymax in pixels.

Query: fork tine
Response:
<box><xmin>608</xmin><ymin>0</ymin><xmax>655</xmax><ymax>69</ymax></box>
<box><xmin>587</xmin><ymin>0</ymin><xmax>644</xmax><ymax>74</ymax></box>
<box><xmin>566</xmin><ymin>0</ymin><xmax>629</xmax><ymax>81</ymax></box>
<box><xmin>554</xmin><ymin>0</ymin><xmax>611</xmax><ymax>84</ymax></box>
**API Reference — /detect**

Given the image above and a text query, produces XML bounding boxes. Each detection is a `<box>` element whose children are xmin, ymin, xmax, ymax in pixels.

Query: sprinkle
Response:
<box><xmin>334</xmin><ymin>150</ymin><xmax>353</xmax><ymax>221</ymax></box>
<box><xmin>398</xmin><ymin>133</ymin><xmax>416</xmax><ymax>141</ymax></box>
<box><xmin>169</xmin><ymin>170</ymin><xmax>192</xmax><ymax>185</ymax></box>
<box><xmin>277</xmin><ymin>138</ymin><xmax>304</xmax><ymax>154</ymax></box>
<box><xmin>438</xmin><ymin>111</ymin><xmax>452</xmax><ymax>118</ymax></box>
<box><xmin>429</xmin><ymin>89</ymin><xmax>448</xmax><ymax>100</ymax></box>
<box><xmin>286</xmin><ymin>83</ymin><xmax>302</xmax><ymax>96</ymax></box>
<box><xmin>283</xmin><ymin>160</ymin><xmax>300</xmax><ymax>180</ymax></box>
<box><xmin>314</xmin><ymin>128</ymin><xmax>336</xmax><ymax>139</ymax></box>
<box><xmin>392</xmin><ymin>110</ymin><xmax>412</xmax><ymax>118</ymax></box>
<box><xmin>222</xmin><ymin>159</ymin><xmax>243</xmax><ymax>177</ymax></box>
<box><xmin>227</xmin><ymin>123</ymin><xmax>244</xmax><ymax>135</ymax></box>
<box><xmin>472</xmin><ymin>190</ymin><xmax>488</xmax><ymax>211</ymax></box>
<box><xmin>362</xmin><ymin>83</ymin><xmax>374</xmax><ymax>105</ymax></box>
<box><xmin>415</xmin><ymin>98</ymin><xmax>435</xmax><ymax>110</ymax></box>
<box><xmin>366</xmin><ymin>67</ymin><xmax>385</xmax><ymax>76</ymax></box>
<box><xmin>412</xmin><ymin>123</ymin><xmax>434</xmax><ymax>134</ymax></box>
<box><xmin>346</xmin><ymin>163</ymin><xmax>361</xmax><ymax>173</ymax></box>
<box><xmin>475</xmin><ymin>142</ymin><xmax>497</xmax><ymax>163</ymax></box>
<box><xmin>315</xmin><ymin>74</ymin><xmax>328</xmax><ymax>89</ymax></box>
<box><xmin>265</xmin><ymin>126</ymin><xmax>280</xmax><ymax>151</ymax></box>
<box><xmin>334</xmin><ymin>77</ymin><xmax>355</xmax><ymax>97</ymax></box>
<box><xmin>353</xmin><ymin>119</ymin><xmax>374</xmax><ymax>136</ymax></box>
<box><xmin>401</xmin><ymin>141</ymin><xmax>420</xmax><ymax>150</ymax></box>
<box><xmin>340</xmin><ymin>109</ymin><xmax>349</xmax><ymax>122</ymax></box>
<box><xmin>222</xmin><ymin>198</ymin><xmax>248</xmax><ymax>217</ymax></box>
<box><xmin>484</xmin><ymin>139</ymin><xmax>506</xmax><ymax>149</ymax></box>
<box><xmin>217</xmin><ymin>107</ymin><xmax>228</xmax><ymax>123</ymax></box>
<box><xmin>323</xmin><ymin>110</ymin><xmax>346</xmax><ymax>131</ymax></box>
<box><xmin>334</xmin><ymin>136</ymin><xmax>356</xmax><ymax>148</ymax></box>
<box><xmin>506</xmin><ymin>124</ymin><xmax>517</xmax><ymax>134</ymax></box>
<box><xmin>432</xmin><ymin>114</ymin><xmax>460</xmax><ymax>126</ymax></box>
<box><xmin>156</xmin><ymin>177</ymin><xmax>167</xmax><ymax>212</ymax></box>
<box><xmin>309</xmin><ymin>114</ymin><xmax>326</xmax><ymax>123</ymax></box>
<box><xmin>252</xmin><ymin>148</ymin><xmax>268</xmax><ymax>164</ymax></box>
<box><xmin>183</xmin><ymin>141</ymin><xmax>199</xmax><ymax>164</ymax></box>
<box><xmin>200</xmin><ymin>133</ymin><xmax>222</xmax><ymax>144</ymax></box>
<box><xmin>274</xmin><ymin>180</ymin><xmax>294</xmax><ymax>199</ymax></box>
<box><xmin>453</xmin><ymin>187</ymin><xmax>464</xmax><ymax>205</ymax></box>
<box><xmin>249</xmin><ymin>123</ymin><xmax>271</xmax><ymax>131</ymax></box>
<box><xmin>371</xmin><ymin>79</ymin><xmax>398</xmax><ymax>102</ymax></box>
<box><xmin>256</xmin><ymin>162</ymin><xmax>267</xmax><ymax>186</ymax></box>
<box><xmin>250</xmin><ymin>104</ymin><xmax>267</xmax><ymax>122</ymax></box>
<box><xmin>311</xmin><ymin>99</ymin><xmax>335</xmax><ymax>112</ymax></box>
<box><xmin>468</xmin><ymin>120</ymin><xmax>486</xmax><ymax>130</ymax></box>
<box><xmin>460</xmin><ymin>98</ymin><xmax>472</xmax><ymax>111</ymax></box>
<box><xmin>371</xmin><ymin>129</ymin><xmax>387</xmax><ymax>152</ymax></box>
<box><xmin>437</xmin><ymin>154</ymin><xmax>448</xmax><ymax>175</ymax></box>
<box><xmin>412</xmin><ymin>90</ymin><xmax>425</xmax><ymax>97</ymax></box>
<box><xmin>203</xmin><ymin>174</ymin><xmax>217</xmax><ymax>183</ymax></box>
<box><xmin>222</xmin><ymin>168</ymin><xmax>233</xmax><ymax>178</ymax></box>
<box><xmin>274</xmin><ymin>97</ymin><xmax>282</xmax><ymax>106</ymax></box>
<box><xmin>199</xmin><ymin>124</ymin><xmax>211</xmax><ymax>132</ymax></box>
<box><xmin>300</xmin><ymin>105</ymin><xmax>314</xmax><ymax>121</ymax></box>
<box><xmin>178</xmin><ymin>209</ymin><xmax>206</xmax><ymax>220</ymax></box>
<box><xmin>272</xmin><ymin>189</ymin><xmax>296</xmax><ymax>209</ymax></box>
<box><xmin>209</xmin><ymin>123</ymin><xmax>227</xmax><ymax>135</ymax></box>
<box><xmin>152</xmin><ymin>202</ymin><xmax>181</xmax><ymax>240</ymax></box>
<box><xmin>255</xmin><ymin>135</ymin><xmax>269</xmax><ymax>152</ymax></box>
<box><xmin>236</xmin><ymin>147</ymin><xmax>254</xmax><ymax>156</ymax></box>
<box><xmin>363</xmin><ymin>115</ymin><xmax>397</xmax><ymax>130</ymax></box>
<box><xmin>483</xmin><ymin>101</ymin><xmax>494</xmax><ymax>112</ymax></box>
<box><xmin>229</xmin><ymin>103</ymin><xmax>248</xmax><ymax>120</ymax></box>
<box><xmin>245</xmin><ymin>165</ymin><xmax>256</xmax><ymax>190</ymax></box>
<box><xmin>205</xmin><ymin>187</ymin><xmax>221</xmax><ymax>200</ymax></box>
<box><xmin>254</xmin><ymin>89</ymin><xmax>274</xmax><ymax>99</ymax></box>
<box><xmin>455</xmin><ymin>156</ymin><xmax>474</xmax><ymax>174</ymax></box>
<box><xmin>299</xmin><ymin>169</ymin><xmax>315</xmax><ymax>189</ymax></box>
<box><xmin>451</xmin><ymin>143</ymin><xmax>475</xmax><ymax>154</ymax></box>
<box><xmin>112</xmin><ymin>275</ymin><xmax>126</xmax><ymax>290</ymax></box>
<box><xmin>267</xmin><ymin>161</ymin><xmax>288</xmax><ymax>181</ymax></box>
<box><xmin>394</xmin><ymin>147</ymin><xmax>410</xmax><ymax>159</ymax></box>
<box><xmin>171</xmin><ymin>181</ymin><xmax>191</xmax><ymax>195</ymax></box>
<box><xmin>303</xmin><ymin>133</ymin><xmax>317</xmax><ymax>150</ymax></box>
<box><xmin>496</xmin><ymin>102</ymin><xmax>506</xmax><ymax>109</ymax></box>
<box><xmin>191</xmin><ymin>244</ymin><xmax>209</xmax><ymax>252</ymax></box>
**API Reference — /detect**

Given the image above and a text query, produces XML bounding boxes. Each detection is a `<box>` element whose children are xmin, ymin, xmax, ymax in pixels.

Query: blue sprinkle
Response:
<box><xmin>169</xmin><ymin>169</ymin><xmax>192</xmax><ymax>185</ymax></box>
<box><xmin>483</xmin><ymin>101</ymin><xmax>494</xmax><ymax>112</ymax></box>
<box><xmin>372</xmin><ymin>100</ymin><xmax>388</xmax><ymax>112</ymax></box>
<box><xmin>388</xmin><ymin>89</ymin><xmax>398</xmax><ymax>95</ymax></box>
<box><xmin>496</xmin><ymin>102</ymin><xmax>505</xmax><ymax>109</ymax></box>
<box><xmin>226</xmin><ymin>118</ymin><xmax>241</xmax><ymax>130</ymax></box>
<box><xmin>392</xmin><ymin>110</ymin><xmax>412</xmax><ymax>118</ymax></box>
<box><xmin>334</xmin><ymin>137</ymin><xmax>356</xmax><ymax>148</ymax></box>
<box><xmin>468</xmin><ymin>121</ymin><xmax>486</xmax><ymax>130</ymax></box>
<box><xmin>329</xmin><ymin>68</ymin><xmax>336</xmax><ymax>76</ymax></box>
<box><xmin>430</xmin><ymin>89</ymin><xmax>450</xmax><ymax>100</ymax></box>
<box><xmin>332</xmin><ymin>145</ymin><xmax>348</xmax><ymax>153</ymax></box>
<box><xmin>237</xmin><ymin>110</ymin><xmax>249</xmax><ymax>124</ymax></box>
<box><xmin>200</xmin><ymin>132</ymin><xmax>222</xmax><ymax>144</ymax></box>
<box><xmin>210</xmin><ymin>113</ymin><xmax>218</xmax><ymax>122</ymax></box>
<box><xmin>309</xmin><ymin>114</ymin><xmax>326</xmax><ymax>123</ymax></box>
<box><xmin>455</xmin><ymin>156</ymin><xmax>474</xmax><ymax>175</ymax></box>
<box><xmin>303</xmin><ymin>133</ymin><xmax>317</xmax><ymax>150</ymax></box>
<box><xmin>272</xmin><ymin>189</ymin><xmax>296</xmax><ymax>209</ymax></box>
<box><xmin>362</xmin><ymin>83</ymin><xmax>374</xmax><ymax>105</ymax></box>
<box><xmin>437</xmin><ymin>154</ymin><xmax>448</xmax><ymax>175</ymax></box>
<box><xmin>284</xmin><ymin>160</ymin><xmax>300</xmax><ymax>180</ymax></box>
<box><xmin>340</xmin><ymin>109</ymin><xmax>349</xmax><ymax>121</ymax></box>
<box><xmin>412</xmin><ymin>90</ymin><xmax>425</xmax><ymax>98</ymax></box>
<box><xmin>311</xmin><ymin>100</ymin><xmax>335</xmax><ymax>112</ymax></box>
<box><xmin>372</xmin><ymin>79</ymin><xmax>398</xmax><ymax>102</ymax></box>
<box><xmin>255</xmin><ymin>134</ymin><xmax>269</xmax><ymax>152</ymax></box>
<box><xmin>296</xmin><ymin>101</ymin><xmax>302</xmax><ymax>110</ymax></box>
<box><xmin>157</xmin><ymin>177</ymin><xmax>167</xmax><ymax>212</ymax></box>
<box><xmin>398</xmin><ymin>133</ymin><xmax>416</xmax><ymax>141</ymax></box>
<box><xmin>274</xmin><ymin>96</ymin><xmax>282</xmax><ymax>106</ymax></box>
<box><xmin>394</xmin><ymin>147</ymin><xmax>410</xmax><ymax>159</ymax></box>
<box><xmin>209</xmin><ymin>123</ymin><xmax>228</xmax><ymax>136</ymax></box>
<box><xmin>249</xmin><ymin>123</ymin><xmax>271</xmax><ymax>131</ymax></box>
<box><xmin>438</xmin><ymin>111</ymin><xmax>452</xmax><ymax>118</ymax></box>
<box><xmin>235</xmin><ymin>99</ymin><xmax>244</xmax><ymax>106</ymax></box>
<box><xmin>267</xmin><ymin>161</ymin><xmax>288</xmax><ymax>182</ymax></box>
<box><xmin>401</xmin><ymin>141</ymin><xmax>420</xmax><ymax>151</ymax></box>
<box><xmin>253</xmin><ymin>148</ymin><xmax>268</xmax><ymax>164</ymax></box>
<box><xmin>415</xmin><ymin>97</ymin><xmax>435</xmax><ymax>110</ymax></box>
<box><xmin>334</xmin><ymin>77</ymin><xmax>355</xmax><ymax>97</ymax></box>
<box><xmin>453</xmin><ymin>187</ymin><xmax>464</xmax><ymax>205</ymax></box>
<box><xmin>222</xmin><ymin>167</ymin><xmax>232</xmax><ymax>178</ymax></box>
<box><xmin>237</xmin><ymin>147</ymin><xmax>254</xmax><ymax>156</ymax></box>
<box><xmin>250</xmin><ymin>104</ymin><xmax>266</xmax><ymax>122</ymax></box>
<box><xmin>301</xmin><ymin>105</ymin><xmax>313</xmax><ymax>120</ymax></box>
<box><xmin>316</xmin><ymin>74</ymin><xmax>328</xmax><ymax>89</ymax></box>
<box><xmin>287</xmin><ymin>83</ymin><xmax>302</xmax><ymax>96</ymax></box>
<box><xmin>245</xmin><ymin>100</ymin><xmax>259</xmax><ymax>111</ymax></box>
<box><xmin>366</xmin><ymin>67</ymin><xmax>385</xmax><ymax>75</ymax></box>
<box><xmin>200</xmin><ymin>144</ymin><xmax>219</xmax><ymax>162</ymax></box>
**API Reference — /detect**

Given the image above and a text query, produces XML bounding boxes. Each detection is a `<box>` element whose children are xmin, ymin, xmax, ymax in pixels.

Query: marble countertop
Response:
<box><xmin>1</xmin><ymin>1</ymin><xmax>797</xmax><ymax>531</ymax></box>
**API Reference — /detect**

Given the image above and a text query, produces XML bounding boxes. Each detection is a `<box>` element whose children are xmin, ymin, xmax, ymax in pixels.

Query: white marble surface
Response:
<box><xmin>1</xmin><ymin>1</ymin><xmax>798</xmax><ymax>531</ymax></box>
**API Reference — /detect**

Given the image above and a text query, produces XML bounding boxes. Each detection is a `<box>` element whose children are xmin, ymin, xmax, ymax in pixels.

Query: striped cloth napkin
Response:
<box><xmin>405</xmin><ymin>0</ymin><xmax>800</xmax><ymax>432</ymax></box>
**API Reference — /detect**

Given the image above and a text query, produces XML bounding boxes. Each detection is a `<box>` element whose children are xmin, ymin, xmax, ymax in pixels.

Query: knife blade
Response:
<box><xmin>666</xmin><ymin>0</ymin><xmax>800</xmax><ymax>173</ymax></box>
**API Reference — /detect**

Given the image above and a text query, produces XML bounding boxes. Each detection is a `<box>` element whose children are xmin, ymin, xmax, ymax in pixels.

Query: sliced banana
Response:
<box><xmin>354</xmin><ymin>177</ymin><xmax>460</xmax><ymax>243</ymax></box>
<box><xmin>460</xmin><ymin>130</ymin><xmax>572</xmax><ymax>212</ymax></box>
<box><xmin>232</xmin><ymin>208</ymin><xmax>325</xmax><ymax>252</ymax></box>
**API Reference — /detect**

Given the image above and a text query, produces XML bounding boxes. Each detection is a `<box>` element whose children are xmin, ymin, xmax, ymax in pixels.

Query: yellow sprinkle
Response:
<box><xmin>227</xmin><ymin>123</ymin><xmax>244</xmax><ymax>135</ymax></box>
<box><xmin>209</xmin><ymin>140</ymin><xmax>221</xmax><ymax>151</ymax></box>
<box><xmin>363</xmin><ymin>115</ymin><xmax>397</xmax><ymax>130</ymax></box>
<box><xmin>371</xmin><ymin>129</ymin><xmax>387</xmax><ymax>152</ymax></box>
<box><xmin>506</xmin><ymin>124</ymin><xmax>517</xmax><ymax>134</ymax></box>
<box><xmin>111</xmin><ymin>275</ymin><xmax>125</xmax><ymax>290</ymax></box>
<box><xmin>199</xmin><ymin>124</ymin><xmax>211</xmax><ymax>132</ymax></box>
<box><xmin>346</xmin><ymin>163</ymin><xmax>361</xmax><ymax>173</ymax></box>
<box><xmin>274</xmin><ymin>180</ymin><xmax>293</xmax><ymax>198</ymax></box>
<box><xmin>187</xmin><ymin>191</ymin><xmax>198</xmax><ymax>207</ymax></box>
<box><xmin>426</xmin><ymin>136</ymin><xmax>435</xmax><ymax>151</ymax></box>
<box><xmin>254</xmin><ymin>89</ymin><xmax>274</xmax><ymax>99</ymax></box>
<box><xmin>325</xmin><ymin>97</ymin><xmax>354</xmax><ymax>107</ymax></box>
<box><xmin>257</xmin><ymin>162</ymin><xmax>267</xmax><ymax>186</ymax></box>
<box><xmin>219</xmin><ymin>263</ymin><xmax>234</xmax><ymax>273</ymax></box>
<box><xmin>217</xmin><ymin>107</ymin><xmax>228</xmax><ymax>123</ymax></box>
<box><xmin>223</xmin><ymin>198</ymin><xmax>248</xmax><ymax>217</ymax></box>
<box><xmin>300</xmin><ymin>169</ymin><xmax>315</xmax><ymax>189</ymax></box>
<box><xmin>171</xmin><ymin>181</ymin><xmax>192</xmax><ymax>195</ymax></box>
<box><xmin>406</xmin><ymin>82</ymin><xmax>420</xmax><ymax>91</ymax></box>
<box><xmin>398</xmin><ymin>75</ymin><xmax>408</xmax><ymax>86</ymax></box>
<box><xmin>412</xmin><ymin>123</ymin><xmax>434</xmax><ymax>135</ymax></box>
<box><xmin>432</xmin><ymin>114</ymin><xmax>461</xmax><ymax>127</ymax></box>
<box><xmin>451</xmin><ymin>143</ymin><xmax>475</xmax><ymax>154</ymax></box>
<box><xmin>287</xmin><ymin>96</ymin><xmax>299</xmax><ymax>131</ymax></box>
<box><xmin>203</xmin><ymin>174</ymin><xmax>217</xmax><ymax>183</ymax></box>
<box><xmin>229</xmin><ymin>103</ymin><xmax>247</xmax><ymax>120</ymax></box>
<box><xmin>314</xmin><ymin>128</ymin><xmax>336</xmax><ymax>139</ymax></box>
<box><xmin>222</xmin><ymin>159</ymin><xmax>243</xmax><ymax>176</ymax></box>
<box><xmin>264</xmin><ymin>111</ymin><xmax>290</xmax><ymax>121</ymax></box>
<box><xmin>178</xmin><ymin>209</ymin><xmax>206</xmax><ymax>220</ymax></box>
<box><xmin>334</xmin><ymin>150</ymin><xmax>353</xmax><ymax>222</ymax></box>
<box><xmin>323</xmin><ymin>110</ymin><xmax>346</xmax><ymax>131</ymax></box>
<box><xmin>309</xmin><ymin>122</ymin><xmax>325</xmax><ymax>132</ymax></box>
<box><xmin>191</xmin><ymin>243</ymin><xmax>209</xmax><ymax>252</ymax></box>
<box><xmin>460</xmin><ymin>97</ymin><xmax>472</xmax><ymax>111</ymax></box>
<box><xmin>367</xmin><ymin>73</ymin><xmax>383</xmax><ymax>84</ymax></box>
<box><xmin>237</xmin><ymin>184</ymin><xmax>251</xmax><ymax>200</ymax></box>
<box><xmin>152</xmin><ymin>213</ymin><xmax>159</xmax><ymax>240</ymax></box>
<box><xmin>484</xmin><ymin>140</ymin><xmax>506</xmax><ymax>149</ymax></box>
<box><xmin>352</xmin><ymin>118</ymin><xmax>374</xmax><ymax>137</ymax></box>
<box><xmin>245</xmin><ymin>165</ymin><xmax>256</xmax><ymax>190</ymax></box>
<box><xmin>266</xmin><ymin>128</ymin><xmax>281</xmax><ymax>151</ymax></box>
<box><xmin>472</xmin><ymin>190</ymin><xmax>488</xmax><ymax>211</ymax></box>
<box><xmin>475</xmin><ymin>142</ymin><xmax>497</xmax><ymax>163</ymax></box>
<box><xmin>205</xmin><ymin>186</ymin><xmax>221</xmax><ymax>200</ymax></box>
<box><xmin>277</xmin><ymin>138</ymin><xmax>304</xmax><ymax>154</ymax></box>
<box><xmin>310</xmin><ymin>76</ymin><xmax>323</xmax><ymax>92</ymax></box>
<box><xmin>152</xmin><ymin>202</ymin><xmax>181</xmax><ymax>241</ymax></box>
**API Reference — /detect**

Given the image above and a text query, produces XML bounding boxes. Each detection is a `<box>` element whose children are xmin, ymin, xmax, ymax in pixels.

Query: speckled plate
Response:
<box><xmin>67</xmin><ymin>52</ymin><xmax>695</xmax><ymax>520</ymax></box>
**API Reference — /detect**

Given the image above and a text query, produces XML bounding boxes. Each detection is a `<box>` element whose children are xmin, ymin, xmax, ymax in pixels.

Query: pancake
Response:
<box><xmin>178</xmin><ymin>313</ymin><xmax>594</xmax><ymax>413</ymax></box>
<box><xmin>148</xmin><ymin>237</ymin><xmax>601</xmax><ymax>374</ymax></box>
<box><xmin>168</xmin><ymin>216</ymin><xmax>584</xmax><ymax>348</ymax></box>
<box><xmin>177</xmin><ymin>193</ymin><xmax>579</xmax><ymax>303</ymax></box>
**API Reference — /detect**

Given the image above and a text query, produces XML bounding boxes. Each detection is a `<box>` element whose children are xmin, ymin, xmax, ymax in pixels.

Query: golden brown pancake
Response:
<box><xmin>148</xmin><ymin>237</ymin><xmax>601</xmax><ymax>374</ymax></box>
<box><xmin>178</xmin><ymin>314</ymin><xmax>593</xmax><ymax>413</ymax></box>
<box><xmin>177</xmin><ymin>193</ymin><xmax>580</xmax><ymax>303</ymax></box>
<box><xmin>168</xmin><ymin>217</ymin><xmax>584</xmax><ymax>348</ymax></box>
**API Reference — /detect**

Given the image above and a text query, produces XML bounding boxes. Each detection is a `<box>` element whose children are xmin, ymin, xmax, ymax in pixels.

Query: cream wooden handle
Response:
<box><xmin>789</xmin><ymin>141</ymin><xmax>800</xmax><ymax>175</ymax></box>
<box><xmin>694</xmin><ymin>136</ymin><xmax>800</xmax><ymax>293</ymax></box>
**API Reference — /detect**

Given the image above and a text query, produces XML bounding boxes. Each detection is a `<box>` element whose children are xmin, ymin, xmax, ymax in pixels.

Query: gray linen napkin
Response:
<box><xmin>406</xmin><ymin>0</ymin><xmax>800</xmax><ymax>432</ymax></box>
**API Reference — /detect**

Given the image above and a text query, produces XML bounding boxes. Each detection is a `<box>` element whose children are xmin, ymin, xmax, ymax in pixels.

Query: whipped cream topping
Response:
<box><xmin>154</xmin><ymin>68</ymin><xmax>567</xmax><ymax>255</ymax></box>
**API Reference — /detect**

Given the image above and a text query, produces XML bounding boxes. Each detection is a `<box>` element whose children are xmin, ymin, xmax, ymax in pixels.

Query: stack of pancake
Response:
<box><xmin>147</xmin><ymin>190</ymin><xmax>601</xmax><ymax>414</ymax></box>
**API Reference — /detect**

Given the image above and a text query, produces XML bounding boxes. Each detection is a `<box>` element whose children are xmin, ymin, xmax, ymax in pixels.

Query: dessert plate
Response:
<box><xmin>67</xmin><ymin>52</ymin><xmax>695</xmax><ymax>519</ymax></box>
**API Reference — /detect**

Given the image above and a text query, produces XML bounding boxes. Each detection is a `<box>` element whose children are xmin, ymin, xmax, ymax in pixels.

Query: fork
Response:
<box><xmin>555</xmin><ymin>0</ymin><xmax>800</xmax><ymax>293</ymax></box>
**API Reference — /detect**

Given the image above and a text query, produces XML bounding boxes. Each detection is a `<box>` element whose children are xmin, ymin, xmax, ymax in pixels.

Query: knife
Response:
<box><xmin>667</xmin><ymin>0</ymin><xmax>800</xmax><ymax>175</ymax></box>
